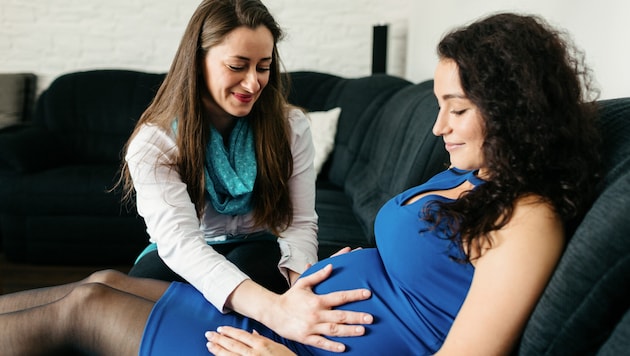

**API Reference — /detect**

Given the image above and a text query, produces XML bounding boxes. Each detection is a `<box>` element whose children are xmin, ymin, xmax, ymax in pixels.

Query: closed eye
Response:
<box><xmin>451</xmin><ymin>109</ymin><xmax>468</xmax><ymax>116</ymax></box>
<box><xmin>227</xmin><ymin>65</ymin><xmax>271</xmax><ymax>73</ymax></box>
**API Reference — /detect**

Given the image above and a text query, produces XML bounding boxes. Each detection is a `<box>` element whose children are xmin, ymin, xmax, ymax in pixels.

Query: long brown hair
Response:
<box><xmin>119</xmin><ymin>0</ymin><xmax>293</xmax><ymax>234</ymax></box>
<box><xmin>429</xmin><ymin>13</ymin><xmax>601</xmax><ymax>261</ymax></box>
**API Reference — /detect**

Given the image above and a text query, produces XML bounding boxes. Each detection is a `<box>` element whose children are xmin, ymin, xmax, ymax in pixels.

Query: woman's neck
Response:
<box><xmin>202</xmin><ymin>95</ymin><xmax>237</xmax><ymax>141</ymax></box>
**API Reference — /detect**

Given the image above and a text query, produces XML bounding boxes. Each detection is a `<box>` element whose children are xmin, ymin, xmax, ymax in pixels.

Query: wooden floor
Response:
<box><xmin>0</xmin><ymin>253</ymin><xmax>131</xmax><ymax>295</ymax></box>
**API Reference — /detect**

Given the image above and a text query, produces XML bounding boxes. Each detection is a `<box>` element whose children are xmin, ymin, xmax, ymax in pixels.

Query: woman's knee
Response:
<box><xmin>57</xmin><ymin>282</ymin><xmax>115</xmax><ymax>324</ymax></box>
<box><xmin>85</xmin><ymin>269</ymin><xmax>128</xmax><ymax>287</ymax></box>
<box><xmin>55</xmin><ymin>282</ymin><xmax>117</xmax><ymax>342</ymax></box>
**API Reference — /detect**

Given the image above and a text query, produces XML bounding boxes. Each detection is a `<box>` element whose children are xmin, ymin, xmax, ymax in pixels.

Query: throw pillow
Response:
<box><xmin>307</xmin><ymin>107</ymin><xmax>341</xmax><ymax>175</ymax></box>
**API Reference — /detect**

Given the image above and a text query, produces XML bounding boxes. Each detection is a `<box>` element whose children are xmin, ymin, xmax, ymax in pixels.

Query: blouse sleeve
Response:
<box><xmin>277</xmin><ymin>108</ymin><xmax>319</xmax><ymax>279</ymax></box>
<box><xmin>125</xmin><ymin>124</ymin><xmax>248</xmax><ymax>312</ymax></box>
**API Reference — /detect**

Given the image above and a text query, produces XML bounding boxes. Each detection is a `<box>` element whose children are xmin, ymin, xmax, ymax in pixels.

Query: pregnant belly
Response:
<box><xmin>301</xmin><ymin>248</ymin><xmax>384</xmax><ymax>294</ymax></box>
<box><xmin>297</xmin><ymin>248</ymin><xmax>438</xmax><ymax>355</ymax></box>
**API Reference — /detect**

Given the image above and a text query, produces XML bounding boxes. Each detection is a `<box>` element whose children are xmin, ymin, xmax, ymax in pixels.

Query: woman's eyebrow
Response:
<box><xmin>441</xmin><ymin>93</ymin><xmax>467</xmax><ymax>100</ymax></box>
<box><xmin>230</xmin><ymin>55</ymin><xmax>273</xmax><ymax>62</ymax></box>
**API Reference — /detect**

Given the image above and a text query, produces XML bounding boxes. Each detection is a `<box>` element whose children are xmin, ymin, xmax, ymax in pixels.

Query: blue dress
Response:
<box><xmin>139</xmin><ymin>169</ymin><xmax>482</xmax><ymax>355</ymax></box>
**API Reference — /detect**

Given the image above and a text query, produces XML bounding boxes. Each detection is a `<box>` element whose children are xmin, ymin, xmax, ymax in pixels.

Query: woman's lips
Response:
<box><xmin>233</xmin><ymin>92</ymin><xmax>254</xmax><ymax>103</ymax></box>
<box><xmin>444</xmin><ymin>142</ymin><xmax>463</xmax><ymax>151</ymax></box>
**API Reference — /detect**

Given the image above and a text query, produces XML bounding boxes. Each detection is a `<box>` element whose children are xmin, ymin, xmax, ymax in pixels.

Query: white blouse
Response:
<box><xmin>125</xmin><ymin>108</ymin><xmax>318</xmax><ymax>311</ymax></box>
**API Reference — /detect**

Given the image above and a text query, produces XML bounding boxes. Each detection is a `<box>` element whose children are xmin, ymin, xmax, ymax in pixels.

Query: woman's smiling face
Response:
<box><xmin>201</xmin><ymin>25</ymin><xmax>274</xmax><ymax>120</ymax></box>
<box><xmin>432</xmin><ymin>58</ymin><xmax>487</xmax><ymax>173</ymax></box>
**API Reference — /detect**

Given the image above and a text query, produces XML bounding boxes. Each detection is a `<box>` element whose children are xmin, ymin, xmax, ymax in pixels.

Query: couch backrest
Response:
<box><xmin>34</xmin><ymin>70</ymin><xmax>165</xmax><ymax>164</ymax></box>
<box><xmin>342</xmin><ymin>81</ymin><xmax>449</xmax><ymax>239</ymax></box>
<box><xmin>518</xmin><ymin>98</ymin><xmax>630</xmax><ymax>355</ymax></box>
<box><xmin>287</xmin><ymin>71</ymin><xmax>414</xmax><ymax>183</ymax></box>
<box><xmin>288</xmin><ymin>72</ymin><xmax>452</xmax><ymax>240</ymax></box>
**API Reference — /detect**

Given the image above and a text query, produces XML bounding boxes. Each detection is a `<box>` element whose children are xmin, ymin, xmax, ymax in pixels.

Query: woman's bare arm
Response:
<box><xmin>436</xmin><ymin>196</ymin><xmax>565</xmax><ymax>355</ymax></box>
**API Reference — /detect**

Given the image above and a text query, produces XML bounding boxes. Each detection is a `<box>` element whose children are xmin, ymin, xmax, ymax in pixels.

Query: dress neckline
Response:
<box><xmin>450</xmin><ymin>168</ymin><xmax>485</xmax><ymax>187</ymax></box>
<box><xmin>400</xmin><ymin>168</ymin><xmax>485</xmax><ymax>207</ymax></box>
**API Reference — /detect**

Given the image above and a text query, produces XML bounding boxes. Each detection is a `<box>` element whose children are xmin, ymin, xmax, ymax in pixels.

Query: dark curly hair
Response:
<box><xmin>429</xmin><ymin>12</ymin><xmax>601</xmax><ymax>261</ymax></box>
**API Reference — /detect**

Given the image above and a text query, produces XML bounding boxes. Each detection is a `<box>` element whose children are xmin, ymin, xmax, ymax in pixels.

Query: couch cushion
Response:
<box><xmin>0</xmin><ymin>125</ymin><xmax>65</xmax><ymax>173</ymax></box>
<box><xmin>1</xmin><ymin>164</ymin><xmax>127</xmax><ymax>216</ymax></box>
<box><xmin>314</xmin><ymin>183</ymin><xmax>366</xmax><ymax>259</ymax></box>
<box><xmin>286</xmin><ymin>71</ymin><xmax>347</xmax><ymax>113</ymax></box>
<box><xmin>287</xmin><ymin>71</ymin><xmax>413</xmax><ymax>187</ymax></box>
<box><xmin>344</xmin><ymin>81</ymin><xmax>450</xmax><ymax>241</ymax></box>
<box><xmin>596</xmin><ymin>308</ymin><xmax>630</xmax><ymax>355</ymax></box>
<box><xmin>1</xmin><ymin>213</ymin><xmax>148</xmax><ymax>264</ymax></box>
<box><xmin>0</xmin><ymin>162</ymin><xmax>149</xmax><ymax>264</ymax></box>
<box><xmin>286</xmin><ymin>71</ymin><xmax>417</xmax><ymax>245</ymax></box>
<box><xmin>595</xmin><ymin>98</ymin><xmax>630</xmax><ymax>189</ymax></box>
<box><xmin>35</xmin><ymin>70</ymin><xmax>165</xmax><ymax>164</ymax></box>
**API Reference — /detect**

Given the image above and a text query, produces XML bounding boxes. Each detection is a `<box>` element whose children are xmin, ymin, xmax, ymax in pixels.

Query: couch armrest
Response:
<box><xmin>0</xmin><ymin>124</ymin><xmax>66</xmax><ymax>173</ymax></box>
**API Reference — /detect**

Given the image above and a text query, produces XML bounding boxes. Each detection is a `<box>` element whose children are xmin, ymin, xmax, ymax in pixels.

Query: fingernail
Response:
<box><xmin>216</xmin><ymin>326</ymin><xmax>223</xmax><ymax>333</ymax></box>
<box><xmin>364</xmin><ymin>314</ymin><xmax>373</xmax><ymax>323</ymax></box>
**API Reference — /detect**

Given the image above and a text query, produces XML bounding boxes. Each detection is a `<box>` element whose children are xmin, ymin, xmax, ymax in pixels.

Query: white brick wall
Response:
<box><xmin>0</xmin><ymin>0</ymin><xmax>410</xmax><ymax>93</ymax></box>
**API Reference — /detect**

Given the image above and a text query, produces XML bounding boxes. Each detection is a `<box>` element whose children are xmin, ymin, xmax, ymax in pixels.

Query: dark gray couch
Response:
<box><xmin>0</xmin><ymin>69</ymin><xmax>628</xmax><ymax>354</ymax></box>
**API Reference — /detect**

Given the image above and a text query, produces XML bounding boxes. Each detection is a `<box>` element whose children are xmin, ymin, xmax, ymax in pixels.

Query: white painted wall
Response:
<box><xmin>2</xmin><ymin>1</ymin><xmax>628</xmax><ymax>99</ymax></box>
<box><xmin>0</xmin><ymin>0</ymin><xmax>410</xmax><ymax>93</ymax></box>
<box><xmin>406</xmin><ymin>0</ymin><xmax>630</xmax><ymax>99</ymax></box>
<box><xmin>267</xmin><ymin>0</ymin><xmax>409</xmax><ymax>80</ymax></box>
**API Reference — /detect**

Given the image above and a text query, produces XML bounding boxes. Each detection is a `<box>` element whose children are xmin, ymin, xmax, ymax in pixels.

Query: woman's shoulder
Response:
<box><xmin>134</xmin><ymin>123</ymin><xmax>175</xmax><ymax>142</ymax></box>
<box><xmin>492</xmin><ymin>194</ymin><xmax>564</xmax><ymax>251</ymax></box>
<box><xmin>511</xmin><ymin>194</ymin><xmax>560</xmax><ymax>224</ymax></box>
<box><xmin>127</xmin><ymin>123</ymin><xmax>177</xmax><ymax>157</ymax></box>
<box><xmin>286</xmin><ymin>106</ymin><xmax>309</xmax><ymax>133</ymax></box>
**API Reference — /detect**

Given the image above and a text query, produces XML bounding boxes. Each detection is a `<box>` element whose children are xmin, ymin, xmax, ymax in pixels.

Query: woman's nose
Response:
<box><xmin>432</xmin><ymin>109</ymin><xmax>449</xmax><ymax>136</ymax></box>
<box><xmin>242</xmin><ymin>69</ymin><xmax>261</xmax><ymax>93</ymax></box>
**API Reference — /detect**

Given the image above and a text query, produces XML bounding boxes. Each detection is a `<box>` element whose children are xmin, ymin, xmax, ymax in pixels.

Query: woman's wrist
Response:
<box><xmin>288</xmin><ymin>270</ymin><xmax>301</xmax><ymax>286</ymax></box>
<box><xmin>225</xmin><ymin>279</ymin><xmax>280</xmax><ymax>324</ymax></box>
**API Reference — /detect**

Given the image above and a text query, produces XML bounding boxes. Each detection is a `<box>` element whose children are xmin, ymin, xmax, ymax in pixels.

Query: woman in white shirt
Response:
<box><xmin>119</xmin><ymin>0</ymin><xmax>319</xmax><ymax>308</ymax></box>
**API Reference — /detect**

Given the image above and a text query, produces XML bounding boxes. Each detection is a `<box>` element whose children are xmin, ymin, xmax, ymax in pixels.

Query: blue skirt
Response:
<box><xmin>139</xmin><ymin>282</ymin><xmax>292</xmax><ymax>355</ymax></box>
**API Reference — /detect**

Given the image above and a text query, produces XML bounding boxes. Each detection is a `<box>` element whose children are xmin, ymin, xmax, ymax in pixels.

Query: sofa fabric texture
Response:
<box><xmin>0</xmin><ymin>69</ymin><xmax>628</xmax><ymax>354</ymax></box>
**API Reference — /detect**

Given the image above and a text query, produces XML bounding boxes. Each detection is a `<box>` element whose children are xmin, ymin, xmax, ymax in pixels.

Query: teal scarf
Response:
<box><xmin>173</xmin><ymin>119</ymin><xmax>256</xmax><ymax>215</ymax></box>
